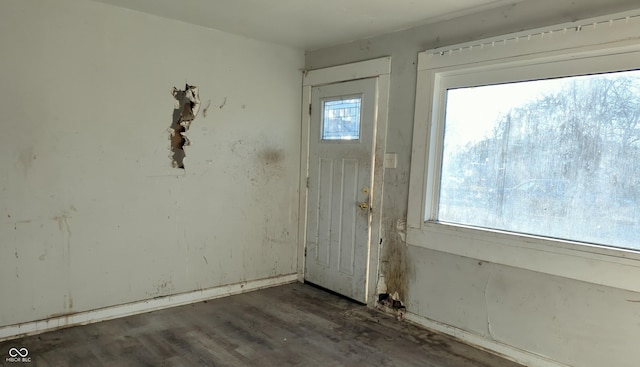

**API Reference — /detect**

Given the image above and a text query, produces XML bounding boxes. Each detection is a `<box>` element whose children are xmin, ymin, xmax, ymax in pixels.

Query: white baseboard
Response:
<box><xmin>0</xmin><ymin>274</ymin><xmax>298</xmax><ymax>342</ymax></box>
<box><xmin>405</xmin><ymin>312</ymin><xmax>571</xmax><ymax>367</ymax></box>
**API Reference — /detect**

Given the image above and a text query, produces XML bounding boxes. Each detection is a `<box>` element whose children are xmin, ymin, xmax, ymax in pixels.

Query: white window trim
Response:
<box><xmin>407</xmin><ymin>11</ymin><xmax>640</xmax><ymax>293</ymax></box>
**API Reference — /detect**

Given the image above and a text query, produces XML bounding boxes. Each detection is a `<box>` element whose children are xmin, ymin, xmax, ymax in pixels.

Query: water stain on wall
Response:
<box><xmin>52</xmin><ymin>206</ymin><xmax>76</xmax><ymax>255</ymax></box>
<box><xmin>232</xmin><ymin>145</ymin><xmax>286</xmax><ymax>187</ymax></box>
<box><xmin>65</xmin><ymin>292</ymin><xmax>74</xmax><ymax>310</ymax></box>
<box><xmin>260</xmin><ymin>148</ymin><xmax>284</xmax><ymax>166</ymax></box>
<box><xmin>252</xmin><ymin>148</ymin><xmax>286</xmax><ymax>186</ymax></box>
<box><xmin>380</xmin><ymin>218</ymin><xmax>410</xmax><ymax>301</ymax></box>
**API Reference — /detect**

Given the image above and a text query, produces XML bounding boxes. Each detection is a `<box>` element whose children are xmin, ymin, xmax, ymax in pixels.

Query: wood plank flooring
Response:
<box><xmin>1</xmin><ymin>282</ymin><xmax>523</xmax><ymax>366</ymax></box>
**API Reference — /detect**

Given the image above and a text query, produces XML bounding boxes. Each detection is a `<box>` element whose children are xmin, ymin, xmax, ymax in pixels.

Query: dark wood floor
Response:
<box><xmin>1</xmin><ymin>282</ymin><xmax>523</xmax><ymax>366</ymax></box>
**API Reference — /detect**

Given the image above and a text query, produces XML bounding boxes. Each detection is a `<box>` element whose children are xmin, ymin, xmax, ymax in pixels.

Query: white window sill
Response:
<box><xmin>407</xmin><ymin>221</ymin><xmax>640</xmax><ymax>293</ymax></box>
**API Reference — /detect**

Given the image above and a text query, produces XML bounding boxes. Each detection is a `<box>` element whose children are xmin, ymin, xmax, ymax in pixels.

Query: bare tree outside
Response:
<box><xmin>439</xmin><ymin>69</ymin><xmax>640</xmax><ymax>250</ymax></box>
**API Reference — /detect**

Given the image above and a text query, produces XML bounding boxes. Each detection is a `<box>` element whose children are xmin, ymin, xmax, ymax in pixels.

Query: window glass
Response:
<box><xmin>322</xmin><ymin>98</ymin><xmax>361</xmax><ymax>140</ymax></box>
<box><xmin>439</xmin><ymin>69</ymin><xmax>640</xmax><ymax>250</ymax></box>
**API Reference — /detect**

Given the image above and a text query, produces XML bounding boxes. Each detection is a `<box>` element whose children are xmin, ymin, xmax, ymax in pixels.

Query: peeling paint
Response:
<box><xmin>169</xmin><ymin>84</ymin><xmax>201</xmax><ymax>169</ymax></box>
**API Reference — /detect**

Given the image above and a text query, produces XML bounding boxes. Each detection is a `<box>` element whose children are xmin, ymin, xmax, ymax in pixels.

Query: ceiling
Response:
<box><xmin>91</xmin><ymin>0</ymin><xmax>524</xmax><ymax>50</ymax></box>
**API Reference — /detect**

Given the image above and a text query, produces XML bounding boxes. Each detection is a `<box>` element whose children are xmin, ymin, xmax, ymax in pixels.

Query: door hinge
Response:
<box><xmin>308</xmin><ymin>104</ymin><xmax>312</xmax><ymax>115</ymax></box>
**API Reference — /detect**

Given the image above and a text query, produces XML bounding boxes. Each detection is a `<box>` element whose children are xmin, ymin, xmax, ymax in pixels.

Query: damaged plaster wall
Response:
<box><xmin>305</xmin><ymin>0</ymin><xmax>640</xmax><ymax>366</ymax></box>
<box><xmin>0</xmin><ymin>0</ymin><xmax>303</xmax><ymax>328</ymax></box>
<box><xmin>169</xmin><ymin>84</ymin><xmax>201</xmax><ymax>169</ymax></box>
<box><xmin>378</xmin><ymin>218</ymin><xmax>409</xmax><ymax>301</ymax></box>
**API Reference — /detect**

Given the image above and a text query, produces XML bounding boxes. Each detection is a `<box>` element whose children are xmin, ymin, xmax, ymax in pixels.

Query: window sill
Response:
<box><xmin>407</xmin><ymin>221</ymin><xmax>640</xmax><ymax>293</ymax></box>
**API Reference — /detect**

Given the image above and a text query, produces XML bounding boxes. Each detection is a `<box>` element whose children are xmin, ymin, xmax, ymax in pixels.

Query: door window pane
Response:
<box><xmin>438</xmin><ymin>69</ymin><xmax>640</xmax><ymax>250</ymax></box>
<box><xmin>322</xmin><ymin>98</ymin><xmax>361</xmax><ymax>140</ymax></box>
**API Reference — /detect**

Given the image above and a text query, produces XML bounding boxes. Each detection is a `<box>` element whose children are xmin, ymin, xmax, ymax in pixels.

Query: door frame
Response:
<box><xmin>297</xmin><ymin>57</ymin><xmax>391</xmax><ymax>306</ymax></box>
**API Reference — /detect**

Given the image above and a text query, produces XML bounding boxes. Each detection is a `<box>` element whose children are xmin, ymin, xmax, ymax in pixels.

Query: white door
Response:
<box><xmin>305</xmin><ymin>78</ymin><xmax>376</xmax><ymax>303</ymax></box>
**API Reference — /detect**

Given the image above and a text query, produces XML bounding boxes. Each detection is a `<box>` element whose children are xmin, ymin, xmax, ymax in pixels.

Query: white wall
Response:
<box><xmin>0</xmin><ymin>0</ymin><xmax>303</xmax><ymax>328</ymax></box>
<box><xmin>306</xmin><ymin>0</ymin><xmax>640</xmax><ymax>366</ymax></box>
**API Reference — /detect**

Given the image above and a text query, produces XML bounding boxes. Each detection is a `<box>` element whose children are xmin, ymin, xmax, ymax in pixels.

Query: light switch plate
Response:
<box><xmin>384</xmin><ymin>153</ymin><xmax>397</xmax><ymax>169</ymax></box>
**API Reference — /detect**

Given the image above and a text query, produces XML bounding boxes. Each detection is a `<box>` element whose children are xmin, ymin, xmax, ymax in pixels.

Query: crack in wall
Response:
<box><xmin>484</xmin><ymin>269</ymin><xmax>496</xmax><ymax>340</ymax></box>
<box><xmin>169</xmin><ymin>84</ymin><xmax>201</xmax><ymax>169</ymax></box>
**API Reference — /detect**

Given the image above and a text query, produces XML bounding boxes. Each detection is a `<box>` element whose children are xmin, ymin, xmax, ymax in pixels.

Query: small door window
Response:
<box><xmin>321</xmin><ymin>97</ymin><xmax>361</xmax><ymax>140</ymax></box>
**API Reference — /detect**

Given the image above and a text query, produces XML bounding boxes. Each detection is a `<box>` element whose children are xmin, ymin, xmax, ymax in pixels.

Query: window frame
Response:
<box><xmin>320</xmin><ymin>96</ymin><xmax>363</xmax><ymax>141</ymax></box>
<box><xmin>407</xmin><ymin>11</ymin><xmax>640</xmax><ymax>293</ymax></box>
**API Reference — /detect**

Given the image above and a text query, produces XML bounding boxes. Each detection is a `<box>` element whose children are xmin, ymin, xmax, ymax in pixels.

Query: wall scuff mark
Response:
<box><xmin>202</xmin><ymin>99</ymin><xmax>212</xmax><ymax>117</ymax></box>
<box><xmin>169</xmin><ymin>84</ymin><xmax>201</xmax><ymax>169</ymax></box>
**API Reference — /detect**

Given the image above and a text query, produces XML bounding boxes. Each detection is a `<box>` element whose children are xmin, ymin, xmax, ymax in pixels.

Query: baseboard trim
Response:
<box><xmin>405</xmin><ymin>312</ymin><xmax>571</xmax><ymax>367</ymax></box>
<box><xmin>0</xmin><ymin>274</ymin><xmax>299</xmax><ymax>342</ymax></box>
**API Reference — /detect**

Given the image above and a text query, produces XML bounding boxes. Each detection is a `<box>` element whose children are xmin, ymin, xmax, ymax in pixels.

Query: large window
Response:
<box><xmin>407</xmin><ymin>13</ymin><xmax>640</xmax><ymax>292</ymax></box>
<box><xmin>439</xmin><ymin>70</ymin><xmax>640</xmax><ymax>250</ymax></box>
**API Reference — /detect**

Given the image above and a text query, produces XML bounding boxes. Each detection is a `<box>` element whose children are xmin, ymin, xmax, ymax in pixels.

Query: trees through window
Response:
<box><xmin>439</xmin><ymin>70</ymin><xmax>640</xmax><ymax>250</ymax></box>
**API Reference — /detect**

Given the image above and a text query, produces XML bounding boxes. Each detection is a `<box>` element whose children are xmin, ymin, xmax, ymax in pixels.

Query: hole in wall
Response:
<box><xmin>169</xmin><ymin>84</ymin><xmax>200</xmax><ymax>169</ymax></box>
<box><xmin>377</xmin><ymin>293</ymin><xmax>407</xmax><ymax>321</ymax></box>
